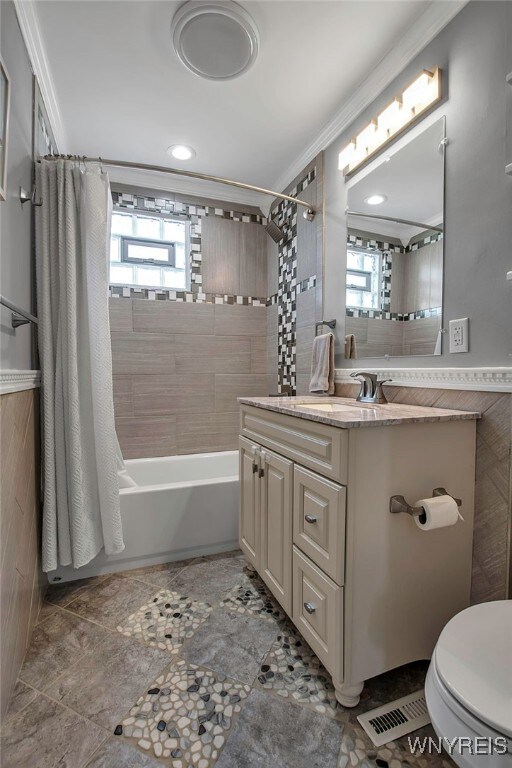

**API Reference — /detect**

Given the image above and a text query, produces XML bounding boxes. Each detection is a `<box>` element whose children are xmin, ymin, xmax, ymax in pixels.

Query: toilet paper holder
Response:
<box><xmin>390</xmin><ymin>488</ymin><xmax>462</xmax><ymax>520</ymax></box>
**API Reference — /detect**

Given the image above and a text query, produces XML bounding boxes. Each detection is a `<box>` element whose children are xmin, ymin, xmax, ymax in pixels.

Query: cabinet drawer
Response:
<box><xmin>292</xmin><ymin>546</ymin><xmax>343</xmax><ymax>681</ymax></box>
<box><xmin>240</xmin><ymin>405</ymin><xmax>348</xmax><ymax>484</ymax></box>
<box><xmin>293</xmin><ymin>466</ymin><xmax>346</xmax><ymax>585</ymax></box>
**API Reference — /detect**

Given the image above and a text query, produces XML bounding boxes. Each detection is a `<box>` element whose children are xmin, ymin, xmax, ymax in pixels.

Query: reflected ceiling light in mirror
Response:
<box><xmin>364</xmin><ymin>194</ymin><xmax>387</xmax><ymax>205</ymax></box>
<box><xmin>339</xmin><ymin>68</ymin><xmax>441</xmax><ymax>176</ymax></box>
<box><xmin>168</xmin><ymin>144</ymin><xmax>196</xmax><ymax>160</ymax></box>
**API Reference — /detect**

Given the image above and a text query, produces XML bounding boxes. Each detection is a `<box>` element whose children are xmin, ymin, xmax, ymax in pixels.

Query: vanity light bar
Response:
<box><xmin>339</xmin><ymin>68</ymin><xmax>441</xmax><ymax>175</ymax></box>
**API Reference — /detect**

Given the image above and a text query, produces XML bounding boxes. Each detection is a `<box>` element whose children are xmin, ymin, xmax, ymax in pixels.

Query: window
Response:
<box><xmin>346</xmin><ymin>247</ymin><xmax>381</xmax><ymax>309</ymax></box>
<box><xmin>110</xmin><ymin>211</ymin><xmax>190</xmax><ymax>290</ymax></box>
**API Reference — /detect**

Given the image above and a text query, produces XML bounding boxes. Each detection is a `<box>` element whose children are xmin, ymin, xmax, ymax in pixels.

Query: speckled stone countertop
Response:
<box><xmin>238</xmin><ymin>396</ymin><xmax>481</xmax><ymax>429</ymax></box>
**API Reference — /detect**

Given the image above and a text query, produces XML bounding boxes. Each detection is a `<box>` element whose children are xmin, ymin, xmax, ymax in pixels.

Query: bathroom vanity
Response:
<box><xmin>237</xmin><ymin>396</ymin><xmax>479</xmax><ymax>707</ymax></box>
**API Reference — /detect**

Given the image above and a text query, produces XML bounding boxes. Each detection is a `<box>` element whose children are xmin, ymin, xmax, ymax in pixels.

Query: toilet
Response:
<box><xmin>425</xmin><ymin>601</ymin><xmax>512</xmax><ymax>768</ymax></box>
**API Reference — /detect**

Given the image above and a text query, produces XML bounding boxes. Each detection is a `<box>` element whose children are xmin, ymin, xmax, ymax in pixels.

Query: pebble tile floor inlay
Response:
<box><xmin>117</xmin><ymin>659</ymin><xmax>250</xmax><ymax>766</ymax></box>
<box><xmin>1</xmin><ymin>550</ymin><xmax>456</xmax><ymax>768</ymax></box>
<box><xmin>117</xmin><ymin>590</ymin><xmax>214</xmax><ymax>653</ymax></box>
<box><xmin>220</xmin><ymin>569</ymin><xmax>286</xmax><ymax>621</ymax></box>
<box><xmin>255</xmin><ymin>622</ymin><xmax>343</xmax><ymax>718</ymax></box>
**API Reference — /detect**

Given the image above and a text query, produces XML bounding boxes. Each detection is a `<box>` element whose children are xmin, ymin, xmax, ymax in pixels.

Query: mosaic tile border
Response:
<box><xmin>112</xmin><ymin>191</ymin><xmax>266</xmax><ymax>225</ymax></box>
<box><xmin>109</xmin><ymin>286</ymin><xmax>267</xmax><ymax>306</ymax></box>
<box><xmin>346</xmin><ymin>306</ymin><xmax>442</xmax><ymax>321</ymax></box>
<box><xmin>271</xmin><ymin>168</ymin><xmax>317</xmax><ymax>395</ymax></box>
<box><xmin>405</xmin><ymin>231</ymin><xmax>444</xmax><ymax>252</ymax></box>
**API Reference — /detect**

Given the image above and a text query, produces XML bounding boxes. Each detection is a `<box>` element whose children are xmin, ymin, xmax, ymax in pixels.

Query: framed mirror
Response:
<box><xmin>345</xmin><ymin>116</ymin><xmax>445</xmax><ymax>358</ymax></box>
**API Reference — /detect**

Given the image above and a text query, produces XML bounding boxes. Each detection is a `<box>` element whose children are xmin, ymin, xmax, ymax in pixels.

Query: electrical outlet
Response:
<box><xmin>449</xmin><ymin>318</ymin><xmax>469</xmax><ymax>353</ymax></box>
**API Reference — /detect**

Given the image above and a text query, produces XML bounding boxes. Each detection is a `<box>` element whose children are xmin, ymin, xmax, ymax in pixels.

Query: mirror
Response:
<box><xmin>345</xmin><ymin>117</ymin><xmax>445</xmax><ymax>358</ymax></box>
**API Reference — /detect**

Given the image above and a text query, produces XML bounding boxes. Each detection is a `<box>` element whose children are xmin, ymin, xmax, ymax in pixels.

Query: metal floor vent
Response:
<box><xmin>357</xmin><ymin>689</ymin><xmax>431</xmax><ymax>747</ymax></box>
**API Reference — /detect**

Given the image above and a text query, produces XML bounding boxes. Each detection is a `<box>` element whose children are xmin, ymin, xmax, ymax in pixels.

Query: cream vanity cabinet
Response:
<box><xmin>238</xmin><ymin>399</ymin><xmax>478</xmax><ymax>708</ymax></box>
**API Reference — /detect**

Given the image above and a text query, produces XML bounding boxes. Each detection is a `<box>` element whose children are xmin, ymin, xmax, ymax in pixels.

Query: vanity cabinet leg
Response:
<box><xmin>334</xmin><ymin>681</ymin><xmax>364</xmax><ymax>708</ymax></box>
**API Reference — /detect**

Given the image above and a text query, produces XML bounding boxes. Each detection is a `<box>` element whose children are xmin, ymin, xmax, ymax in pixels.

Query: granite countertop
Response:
<box><xmin>238</xmin><ymin>396</ymin><xmax>481</xmax><ymax>429</ymax></box>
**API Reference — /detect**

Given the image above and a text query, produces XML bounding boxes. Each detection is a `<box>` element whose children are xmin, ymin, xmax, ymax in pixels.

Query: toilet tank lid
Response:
<box><xmin>435</xmin><ymin>600</ymin><xmax>512</xmax><ymax>738</ymax></box>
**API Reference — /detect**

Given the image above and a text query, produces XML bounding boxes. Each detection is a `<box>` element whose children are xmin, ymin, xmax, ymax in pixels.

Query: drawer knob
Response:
<box><xmin>305</xmin><ymin>514</ymin><xmax>317</xmax><ymax>524</ymax></box>
<box><xmin>304</xmin><ymin>602</ymin><xmax>316</xmax><ymax>614</ymax></box>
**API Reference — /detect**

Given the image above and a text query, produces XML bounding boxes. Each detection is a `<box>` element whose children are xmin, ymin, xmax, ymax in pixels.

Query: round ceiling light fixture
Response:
<box><xmin>364</xmin><ymin>194</ymin><xmax>387</xmax><ymax>206</ymax></box>
<box><xmin>171</xmin><ymin>1</ymin><xmax>259</xmax><ymax>81</ymax></box>
<box><xmin>167</xmin><ymin>144</ymin><xmax>196</xmax><ymax>161</ymax></box>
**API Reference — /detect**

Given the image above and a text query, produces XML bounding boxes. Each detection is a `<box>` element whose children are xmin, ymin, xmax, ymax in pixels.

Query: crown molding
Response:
<box><xmin>14</xmin><ymin>0</ymin><xmax>68</xmax><ymax>152</ymax></box>
<box><xmin>108</xmin><ymin>166</ymin><xmax>269</xmax><ymax>212</ymax></box>
<box><xmin>272</xmin><ymin>1</ymin><xmax>468</xmax><ymax>194</ymax></box>
<box><xmin>0</xmin><ymin>370</ymin><xmax>41</xmax><ymax>395</ymax></box>
<box><xmin>335</xmin><ymin>367</ymin><xmax>512</xmax><ymax>393</ymax></box>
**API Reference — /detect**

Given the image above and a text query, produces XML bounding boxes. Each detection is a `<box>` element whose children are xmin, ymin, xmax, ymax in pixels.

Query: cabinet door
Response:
<box><xmin>239</xmin><ymin>436</ymin><xmax>260</xmax><ymax>568</ymax></box>
<box><xmin>260</xmin><ymin>448</ymin><xmax>293</xmax><ymax>614</ymax></box>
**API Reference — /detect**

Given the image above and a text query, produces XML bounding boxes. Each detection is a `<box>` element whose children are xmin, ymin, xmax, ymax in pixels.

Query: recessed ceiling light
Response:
<box><xmin>365</xmin><ymin>194</ymin><xmax>387</xmax><ymax>206</ymax></box>
<box><xmin>167</xmin><ymin>145</ymin><xmax>196</xmax><ymax>161</ymax></box>
<box><xmin>171</xmin><ymin>1</ymin><xmax>259</xmax><ymax>81</ymax></box>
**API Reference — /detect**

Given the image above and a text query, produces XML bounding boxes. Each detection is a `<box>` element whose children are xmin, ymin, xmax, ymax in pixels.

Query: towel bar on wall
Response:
<box><xmin>315</xmin><ymin>319</ymin><xmax>336</xmax><ymax>335</ymax></box>
<box><xmin>0</xmin><ymin>295</ymin><xmax>38</xmax><ymax>329</ymax></box>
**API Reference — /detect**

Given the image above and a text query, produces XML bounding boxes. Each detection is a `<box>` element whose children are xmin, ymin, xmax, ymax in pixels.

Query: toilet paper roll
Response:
<box><xmin>414</xmin><ymin>494</ymin><xmax>461</xmax><ymax>531</ymax></box>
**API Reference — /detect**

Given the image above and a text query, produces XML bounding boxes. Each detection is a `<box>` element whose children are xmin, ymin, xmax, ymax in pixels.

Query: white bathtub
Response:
<box><xmin>48</xmin><ymin>451</ymin><xmax>239</xmax><ymax>583</ymax></box>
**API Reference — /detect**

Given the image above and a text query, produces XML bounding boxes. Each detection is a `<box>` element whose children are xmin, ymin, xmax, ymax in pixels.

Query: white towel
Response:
<box><xmin>309</xmin><ymin>333</ymin><xmax>335</xmax><ymax>395</ymax></box>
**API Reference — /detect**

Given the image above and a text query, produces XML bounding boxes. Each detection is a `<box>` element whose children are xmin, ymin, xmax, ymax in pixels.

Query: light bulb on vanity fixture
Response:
<box><xmin>339</xmin><ymin>68</ymin><xmax>441</xmax><ymax>175</ymax></box>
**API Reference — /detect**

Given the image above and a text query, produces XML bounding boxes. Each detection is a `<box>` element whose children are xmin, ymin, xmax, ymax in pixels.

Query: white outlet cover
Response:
<box><xmin>449</xmin><ymin>317</ymin><xmax>469</xmax><ymax>353</ymax></box>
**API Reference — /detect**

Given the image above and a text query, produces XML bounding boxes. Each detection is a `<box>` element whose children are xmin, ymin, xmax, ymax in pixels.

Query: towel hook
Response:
<box><xmin>19</xmin><ymin>186</ymin><xmax>43</xmax><ymax>207</ymax></box>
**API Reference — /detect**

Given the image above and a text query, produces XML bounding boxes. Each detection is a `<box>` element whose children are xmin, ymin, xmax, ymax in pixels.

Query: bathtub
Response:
<box><xmin>48</xmin><ymin>451</ymin><xmax>239</xmax><ymax>583</ymax></box>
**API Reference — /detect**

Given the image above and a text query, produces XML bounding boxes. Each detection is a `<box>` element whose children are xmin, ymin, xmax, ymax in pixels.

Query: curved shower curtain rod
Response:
<box><xmin>39</xmin><ymin>155</ymin><xmax>316</xmax><ymax>217</ymax></box>
<box><xmin>347</xmin><ymin>210</ymin><xmax>443</xmax><ymax>233</ymax></box>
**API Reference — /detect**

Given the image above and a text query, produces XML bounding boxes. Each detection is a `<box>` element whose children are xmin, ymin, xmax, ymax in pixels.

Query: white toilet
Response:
<box><xmin>425</xmin><ymin>600</ymin><xmax>512</xmax><ymax>768</ymax></box>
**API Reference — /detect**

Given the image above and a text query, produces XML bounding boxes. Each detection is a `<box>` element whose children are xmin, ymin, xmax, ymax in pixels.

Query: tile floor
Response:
<box><xmin>1</xmin><ymin>551</ymin><xmax>455</xmax><ymax>768</ymax></box>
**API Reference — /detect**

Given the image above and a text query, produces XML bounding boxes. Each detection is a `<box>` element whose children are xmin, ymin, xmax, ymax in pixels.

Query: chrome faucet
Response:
<box><xmin>350</xmin><ymin>372</ymin><xmax>392</xmax><ymax>404</ymax></box>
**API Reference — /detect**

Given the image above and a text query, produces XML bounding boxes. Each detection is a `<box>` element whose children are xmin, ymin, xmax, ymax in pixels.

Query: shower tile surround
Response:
<box><xmin>3</xmin><ymin>551</ymin><xmax>455</xmax><ymax>768</ymax></box>
<box><xmin>109</xmin><ymin>189</ymin><xmax>269</xmax><ymax>459</ymax></box>
<box><xmin>110</xmin><ymin>168</ymin><xmax>321</xmax><ymax>456</ymax></box>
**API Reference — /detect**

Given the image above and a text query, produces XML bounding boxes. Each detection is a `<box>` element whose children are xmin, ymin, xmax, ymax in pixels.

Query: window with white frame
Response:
<box><xmin>346</xmin><ymin>247</ymin><xmax>381</xmax><ymax>310</ymax></box>
<box><xmin>110</xmin><ymin>211</ymin><xmax>190</xmax><ymax>290</ymax></box>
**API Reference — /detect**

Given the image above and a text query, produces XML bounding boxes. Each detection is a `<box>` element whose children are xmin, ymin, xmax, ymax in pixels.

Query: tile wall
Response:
<box><xmin>0</xmin><ymin>388</ymin><xmax>43</xmax><ymax>719</ymax></box>
<box><xmin>110</xmin><ymin>190</ymin><xmax>269</xmax><ymax>458</ymax></box>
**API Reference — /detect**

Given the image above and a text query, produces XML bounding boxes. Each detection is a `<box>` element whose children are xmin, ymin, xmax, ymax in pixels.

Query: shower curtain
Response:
<box><xmin>35</xmin><ymin>159</ymin><xmax>125</xmax><ymax>571</ymax></box>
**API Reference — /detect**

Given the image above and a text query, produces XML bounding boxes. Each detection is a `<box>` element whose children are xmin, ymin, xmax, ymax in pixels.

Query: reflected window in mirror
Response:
<box><xmin>346</xmin><ymin>248</ymin><xmax>381</xmax><ymax>310</ymax></box>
